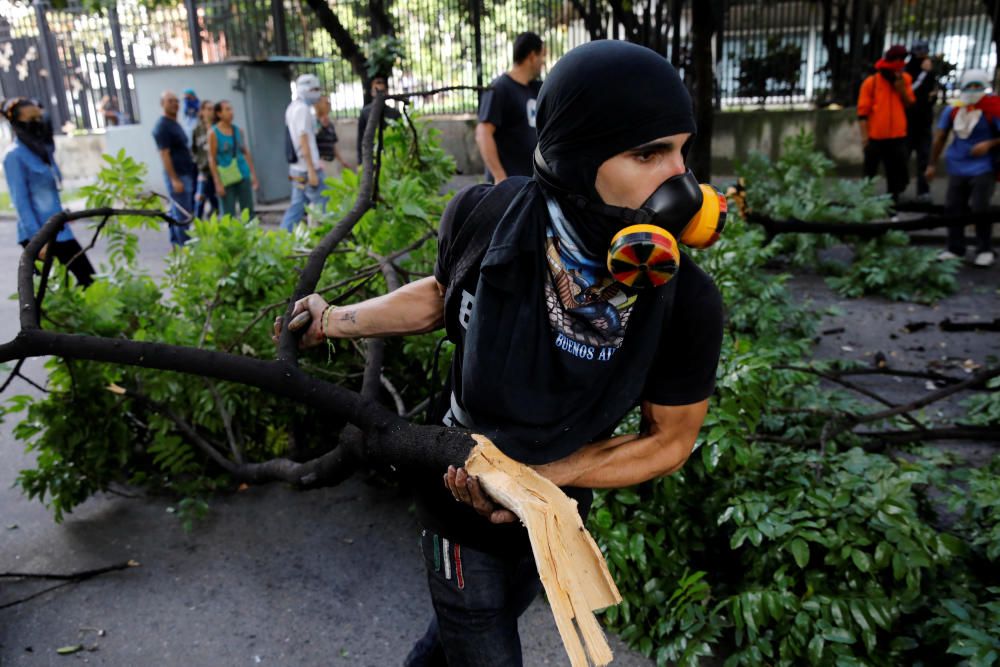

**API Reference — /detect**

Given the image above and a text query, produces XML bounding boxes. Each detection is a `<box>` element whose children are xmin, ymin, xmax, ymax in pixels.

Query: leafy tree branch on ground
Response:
<box><xmin>2</xmin><ymin>108</ymin><xmax>997</xmax><ymax>664</ymax></box>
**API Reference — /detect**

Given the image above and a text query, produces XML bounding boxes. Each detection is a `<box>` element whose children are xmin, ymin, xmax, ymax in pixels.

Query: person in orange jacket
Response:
<box><xmin>857</xmin><ymin>45</ymin><xmax>916</xmax><ymax>204</ymax></box>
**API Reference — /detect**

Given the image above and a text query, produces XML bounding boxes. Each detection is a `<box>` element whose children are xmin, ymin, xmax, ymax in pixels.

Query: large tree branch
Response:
<box><xmin>300</xmin><ymin>0</ymin><xmax>368</xmax><ymax>82</ymax></box>
<box><xmin>745</xmin><ymin>208</ymin><xmax>1000</xmax><ymax>241</ymax></box>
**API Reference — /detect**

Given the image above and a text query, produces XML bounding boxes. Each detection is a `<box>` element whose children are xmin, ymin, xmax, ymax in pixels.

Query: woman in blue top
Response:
<box><xmin>2</xmin><ymin>97</ymin><xmax>94</xmax><ymax>287</ymax></box>
<box><xmin>207</xmin><ymin>100</ymin><xmax>258</xmax><ymax>220</ymax></box>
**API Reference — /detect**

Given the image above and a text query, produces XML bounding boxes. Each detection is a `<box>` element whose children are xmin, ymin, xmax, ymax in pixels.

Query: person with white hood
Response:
<box><xmin>926</xmin><ymin>68</ymin><xmax>997</xmax><ymax>267</ymax></box>
<box><xmin>281</xmin><ymin>73</ymin><xmax>327</xmax><ymax>231</ymax></box>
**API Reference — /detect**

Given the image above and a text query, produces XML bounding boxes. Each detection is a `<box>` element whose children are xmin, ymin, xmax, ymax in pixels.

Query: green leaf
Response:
<box><xmin>822</xmin><ymin>628</ymin><xmax>856</xmax><ymax>644</ymax></box>
<box><xmin>807</xmin><ymin>635</ymin><xmax>825</xmax><ymax>665</ymax></box>
<box><xmin>57</xmin><ymin>645</ymin><xmax>83</xmax><ymax>655</ymax></box>
<box><xmin>789</xmin><ymin>538</ymin><xmax>810</xmax><ymax>569</ymax></box>
<box><xmin>851</xmin><ymin>549</ymin><xmax>872</xmax><ymax>573</ymax></box>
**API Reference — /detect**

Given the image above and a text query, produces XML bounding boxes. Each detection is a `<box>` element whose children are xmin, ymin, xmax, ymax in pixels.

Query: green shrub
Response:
<box><xmin>4</xmin><ymin>117</ymin><xmax>455</xmax><ymax>522</ymax></box>
<box><xmin>737</xmin><ymin>130</ymin><xmax>957</xmax><ymax>303</ymax></box>
<box><xmin>589</xmin><ymin>210</ymin><xmax>997</xmax><ymax>665</ymax></box>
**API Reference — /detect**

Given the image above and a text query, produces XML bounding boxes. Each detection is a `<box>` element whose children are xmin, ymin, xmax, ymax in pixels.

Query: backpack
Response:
<box><xmin>284</xmin><ymin>126</ymin><xmax>298</xmax><ymax>163</ymax></box>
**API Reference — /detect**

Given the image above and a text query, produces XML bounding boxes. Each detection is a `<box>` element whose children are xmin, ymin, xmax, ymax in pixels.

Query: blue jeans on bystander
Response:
<box><xmin>164</xmin><ymin>171</ymin><xmax>196</xmax><ymax>246</ymax></box>
<box><xmin>280</xmin><ymin>169</ymin><xmax>327</xmax><ymax>232</ymax></box>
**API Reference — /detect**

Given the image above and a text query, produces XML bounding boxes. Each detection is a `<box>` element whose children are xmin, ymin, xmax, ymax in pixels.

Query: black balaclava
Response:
<box><xmin>534</xmin><ymin>40</ymin><xmax>697</xmax><ymax>255</ymax></box>
<box><xmin>3</xmin><ymin>97</ymin><xmax>52</xmax><ymax>164</ymax></box>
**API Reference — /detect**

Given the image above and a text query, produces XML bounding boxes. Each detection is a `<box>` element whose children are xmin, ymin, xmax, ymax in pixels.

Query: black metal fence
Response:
<box><xmin>720</xmin><ymin>0</ymin><xmax>999</xmax><ymax>108</ymax></box>
<box><xmin>2</xmin><ymin>0</ymin><xmax>998</xmax><ymax>133</ymax></box>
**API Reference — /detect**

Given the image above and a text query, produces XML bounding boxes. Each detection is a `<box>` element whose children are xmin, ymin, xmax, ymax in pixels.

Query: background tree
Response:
<box><xmin>566</xmin><ymin>0</ymin><xmax>721</xmax><ymax>180</ymax></box>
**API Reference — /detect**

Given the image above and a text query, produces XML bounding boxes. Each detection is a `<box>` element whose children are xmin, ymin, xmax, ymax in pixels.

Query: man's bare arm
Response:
<box><xmin>475</xmin><ymin>122</ymin><xmax>507</xmax><ymax>182</ymax></box>
<box><xmin>446</xmin><ymin>399</ymin><xmax>710</xmax><ymax>524</ymax></box>
<box><xmin>325</xmin><ymin>276</ymin><xmax>444</xmax><ymax>338</ymax></box>
<box><xmin>532</xmin><ymin>400</ymin><xmax>709</xmax><ymax>488</ymax></box>
<box><xmin>298</xmin><ymin>132</ymin><xmax>318</xmax><ymax>186</ymax></box>
<box><xmin>926</xmin><ymin>128</ymin><xmax>949</xmax><ymax>179</ymax></box>
<box><xmin>278</xmin><ymin>276</ymin><xmax>445</xmax><ymax>348</ymax></box>
<box><xmin>160</xmin><ymin>148</ymin><xmax>181</xmax><ymax>190</ymax></box>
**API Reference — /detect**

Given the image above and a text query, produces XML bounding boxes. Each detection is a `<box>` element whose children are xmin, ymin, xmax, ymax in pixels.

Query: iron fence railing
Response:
<box><xmin>1</xmin><ymin>0</ymin><xmax>998</xmax><ymax>132</ymax></box>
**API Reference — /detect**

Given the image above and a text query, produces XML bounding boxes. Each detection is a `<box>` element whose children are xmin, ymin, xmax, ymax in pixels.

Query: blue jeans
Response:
<box><xmin>404</xmin><ymin>529</ymin><xmax>542</xmax><ymax>667</ymax></box>
<box><xmin>195</xmin><ymin>172</ymin><xmax>218</xmax><ymax>219</ymax></box>
<box><xmin>280</xmin><ymin>169</ymin><xmax>327</xmax><ymax>232</ymax></box>
<box><xmin>164</xmin><ymin>171</ymin><xmax>196</xmax><ymax>246</ymax></box>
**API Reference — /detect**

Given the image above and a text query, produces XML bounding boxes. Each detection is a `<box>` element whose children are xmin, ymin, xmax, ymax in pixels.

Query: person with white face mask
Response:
<box><xmin>926</xmin><ymin>69</ymin><xmax>997</xmax><ymax>267</ymax></box>
<box><xmin>281</xmin><ymin>73</ymin><xmax>327</xmax><ymax>231</ymax></box>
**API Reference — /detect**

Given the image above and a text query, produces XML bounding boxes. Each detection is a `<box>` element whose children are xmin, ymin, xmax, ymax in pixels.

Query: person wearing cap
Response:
<box><xmin>2</xmin><ymin>97</ymin><xmax>95</xmax><ymax>287</ymax></box>
<box><xmin>905</xmin><ymin>41</ymin><xmax>938</xmax><ymax>202</ymax></box>
<box><xmin>925</xmin><ymin>69</ymin><xmax>997</xmax><ymax>267</ymax></box>
<box><xmin>281</xmin><ymin>74</ymin><xmax>327</xmax><ymax>231</ymax></box>
<box><xmin>858</xmin><ymin>45</ymin><xmax>915</xmax><ymax>204</ymax></box>
<box><xmin>276</xmin><ymin>41</ymin><xmax>724</xmax><ymax>665</ymax></box>
<box><xmin>181</xmin><ymin>88</ymin><xmax>200</xmax><ymax>143</ymax></box>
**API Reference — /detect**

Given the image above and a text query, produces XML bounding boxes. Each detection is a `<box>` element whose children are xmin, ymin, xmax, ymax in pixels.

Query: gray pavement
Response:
<box><xmin>0</xmin><ymin>216</ymin><xmax>653</xmax><ymax>666</ymax></box>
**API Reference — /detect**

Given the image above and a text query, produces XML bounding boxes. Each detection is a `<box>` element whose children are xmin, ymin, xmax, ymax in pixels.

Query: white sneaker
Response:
<box><xmin>974</xmin><ymin>251</ymin><xmax>995</xmax><ymax>267</ymax></box>
<box><xmin>937</xmin><ymin>250</ymin><xmax>961</xmax><ymax>261</ymax></box>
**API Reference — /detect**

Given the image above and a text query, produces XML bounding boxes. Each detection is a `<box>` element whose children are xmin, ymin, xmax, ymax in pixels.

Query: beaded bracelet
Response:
<box><xmin>321</xmin><ymin>305</ymin><xmax>335</xmax><ymax>338</ymax></box>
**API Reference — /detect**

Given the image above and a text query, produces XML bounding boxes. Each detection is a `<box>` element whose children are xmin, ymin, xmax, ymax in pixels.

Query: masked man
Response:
<box><xmin>926</xmin><ymin>69</ymin><xmax>998</xmax><ymax>267</ymax></box>
<box><xmin>278</xmin><ymin>41</ymin><xmax>725</xmax><ymax>666</ymax></box>
<box><xmin>281</xmin><ymin>73</ymin><xmax>327</xmax><ymax>232</ymax></box>
<box><xmin>858</xmin><ymin>45</ymin><xmax>916</xmax><ymax>204</ymax></box>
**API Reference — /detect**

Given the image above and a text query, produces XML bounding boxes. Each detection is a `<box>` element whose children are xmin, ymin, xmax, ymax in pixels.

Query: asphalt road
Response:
<box><xmin>0</xmin><ymin>215</ymin><xmax>653</xmax><ymax>667</ymax></box>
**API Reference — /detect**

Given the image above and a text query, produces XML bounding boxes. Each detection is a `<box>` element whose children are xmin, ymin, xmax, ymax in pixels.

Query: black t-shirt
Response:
<box><xmin>414</xmin><ymin>183</ymin><xmax>724</xmax><ymax>555</ymax></box>
<box><xmin>152</xmin><ymin>116</ymin><xmax>197</xmax><ymax>177</ymax></box>
<box><xmin>904</xmin><ymin>60</ymin><xmax>938</xmax><ymax>127</ymax></box>
<box><xmin>316</xmin><ymin>120</ymin><xmax>338</xmax><ymax>162</ymax></box>
<box><xmin>478</xmin><ymin>74</ymin><xmax>542</xmax><ymax>180</ymax></box>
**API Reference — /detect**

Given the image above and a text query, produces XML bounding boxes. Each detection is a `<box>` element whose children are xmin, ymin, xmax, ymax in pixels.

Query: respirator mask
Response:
<box><xmin>534</xmin><ymin>148</ymin><xmax>727</xmax><ymax>288</ymax></box>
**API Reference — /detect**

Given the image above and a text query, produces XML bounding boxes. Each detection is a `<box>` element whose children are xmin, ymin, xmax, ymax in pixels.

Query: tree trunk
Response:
<box><xmin>689</xmin><ymin>0</ymin><xmax>718</xmax><ymax>181</ymax></box>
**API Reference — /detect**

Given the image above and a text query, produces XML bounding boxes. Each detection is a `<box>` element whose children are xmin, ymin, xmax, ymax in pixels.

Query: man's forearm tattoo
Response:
<box><xmin>339</xmin><ymin>309</ymin><xmax>358</xmax><ymax>326</ymax></box>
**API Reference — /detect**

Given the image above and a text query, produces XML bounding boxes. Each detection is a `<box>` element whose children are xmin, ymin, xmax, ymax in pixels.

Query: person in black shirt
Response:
<box><xmin>356</xmin><ymin>76</ymin><xmax>401</xmax><ymax>166</ymax></box>
<box><xmin>905</xmin><ymin>41</ymin><xmax>939</xmax><ymax>202</ymax></box>
<box><xmin>476</xmin><ymin>32</ymin><xmax>545</xmax><ymax>183</ymax></box>
<box><xmin>280</xmin><ymin>40</ymin><xmax>724</xmax><ymax>666</ymax></box>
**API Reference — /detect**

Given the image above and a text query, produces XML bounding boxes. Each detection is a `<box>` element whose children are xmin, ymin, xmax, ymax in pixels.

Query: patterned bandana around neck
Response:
<box><xmin>543</xmin><ymin>192</ymin><xmax>638</xmax><ymax>348</ymax></box>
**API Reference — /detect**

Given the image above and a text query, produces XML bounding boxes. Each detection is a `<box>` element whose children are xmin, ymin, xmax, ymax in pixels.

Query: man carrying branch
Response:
<box><xmin>277</xmin><ymin>41</ymin><xmax>724</xmax><ymax>666</ymax></box>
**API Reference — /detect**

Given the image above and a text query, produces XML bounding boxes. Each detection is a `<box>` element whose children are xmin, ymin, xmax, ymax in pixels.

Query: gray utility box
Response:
<box><xmin>105</xmin><ymin>60</ymin><xmax>292</xmax><ymax>204</ymax></box>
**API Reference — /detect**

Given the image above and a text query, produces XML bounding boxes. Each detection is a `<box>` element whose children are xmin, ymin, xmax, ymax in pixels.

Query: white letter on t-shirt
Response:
<box><xmin>459</xmin><ymin>290</ymin><xmax>475</xmax><ymax>330</ymax></box>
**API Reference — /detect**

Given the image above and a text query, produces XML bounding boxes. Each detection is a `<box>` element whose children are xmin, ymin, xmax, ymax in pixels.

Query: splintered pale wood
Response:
<box><xmin>464</xmin><ymin>435</ymin><xmax>622</xmax><ymax>667</ymax></box>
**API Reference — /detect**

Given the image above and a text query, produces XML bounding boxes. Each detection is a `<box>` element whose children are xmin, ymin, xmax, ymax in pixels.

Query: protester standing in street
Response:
<box><xmin>281</xmin><ymin>74</ymin><xmax>326</xmax><ymax>231</ymax></box>
<box><xmin>191</xmin><ymin>99</ymin><xmax>218</xmax><ymax>219</ymax></box>
<box><xmin>926</xmin><ymin>69</ymin><xmax>997</xmax><ymax>267</ymax></box>
<box><xmin>315</xmin><ymin>95</ymin><xmax>350</xmax><ymax>176</ymax></box>
<box><xmin>905</xmin><ymin>41</ymin><xmax>938</xmax><ymax>202</ymax></box>
<box><xmin>475</xmin><ymin>32</ymin><xmax>546</xmax><ymax>183</ymax></box>
<box><xmin>152</xmin><ymin>90</ymin><xmax>197</xmax><ymax>245</ymax></box>
<box><xmin>208</xmin><ymin>100</ymin><xmax>258</xmax><ymax>220</ymax></box>
<box><xmin>857</xmin><ymin>45</ymin><xmax>915</xmax><ymax>205</ymax></box>
<box><xmin>2</xmin><ymin>97</ymin><xmax>95</xmax><ymax>287</ymax></box>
